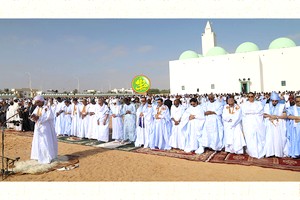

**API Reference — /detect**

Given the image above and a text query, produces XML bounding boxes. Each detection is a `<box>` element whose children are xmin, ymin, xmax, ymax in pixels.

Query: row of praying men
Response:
<box><xmin>134</xmin><ymin>92</ymin><xmax>300</xmax><ymax>159</ymax></box>
<box><xmin>1</xmin><ymin>91</ymin><xmax>299</xmax><ymax>159</ymax></box>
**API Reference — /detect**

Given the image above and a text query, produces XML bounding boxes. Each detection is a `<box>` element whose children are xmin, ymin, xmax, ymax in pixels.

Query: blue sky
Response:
<box><xmin>0</xmin><ymin>19</ymin><xmax>300</xmax><ymax>92</ymax></box>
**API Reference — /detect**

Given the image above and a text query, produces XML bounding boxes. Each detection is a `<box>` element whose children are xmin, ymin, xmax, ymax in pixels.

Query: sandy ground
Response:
<box><xmin>1</xmin><ymin>130</ymin><xmax>300</xmax><ymax>182</ymax></box>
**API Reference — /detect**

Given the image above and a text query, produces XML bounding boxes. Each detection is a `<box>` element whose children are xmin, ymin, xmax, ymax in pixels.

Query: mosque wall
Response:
<box><xmin>259</xmin><ymin>46</ymin><xmax>300</xmax><ymax>92</ymax></box>
<box><xmin>169</xmin><ymin>53</ymin><xmax>261</xmax><ymax>94</ymax></box>
<box><xmin>169</xmin><ymin>46</ymin><xmax>300</xmax><ymax>94</ymax></box>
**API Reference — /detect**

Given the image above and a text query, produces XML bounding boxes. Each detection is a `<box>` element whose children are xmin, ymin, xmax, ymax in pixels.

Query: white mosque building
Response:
<box><xmin>169</xmin><ymin>21</ymin><xmax>300</xmax><ymax>95</ymax></box>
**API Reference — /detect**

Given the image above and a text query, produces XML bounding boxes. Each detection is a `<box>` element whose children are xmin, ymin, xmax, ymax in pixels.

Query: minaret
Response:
<box><xmin>201</xmin><ymin>21</ymin><xmax>216</xmax><ymax>55</ymax></box>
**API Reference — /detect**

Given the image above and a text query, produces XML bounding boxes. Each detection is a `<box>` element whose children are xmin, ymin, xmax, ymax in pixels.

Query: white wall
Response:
<box><xmin>169</xmin><ymin>46</ymin><xmax>300</xmax><ymax>95</ymax></box>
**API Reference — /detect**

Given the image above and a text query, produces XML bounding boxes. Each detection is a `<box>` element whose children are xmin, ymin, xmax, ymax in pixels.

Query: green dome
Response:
<box><xmin>179</xmin><ymin>50</ymin><xmax>199</xmax><ymax>60</ymax></box>
<box><xmin>235</xmin><ymin>42</ymin><xmax>259</xmax><ymax>53</ymax></box>
<box><xmin>269</xmin><ymin>37</ymin><xmax>296</xmax><ymax>49</ymax></box>
<box><xmin>206</xmin><ymin>46</ymin><xmax>227</xmax><ymax>56</ymax></box>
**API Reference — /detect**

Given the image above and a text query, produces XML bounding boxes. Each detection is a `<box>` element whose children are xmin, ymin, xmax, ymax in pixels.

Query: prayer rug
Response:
<box><xmin>133</xmin><ymin>148</ymin><xmax>215</xmax><ymax>162</ymax></box>
<box><xmin>57</xmin><ymin>136</ymin><xmax>105</xmax><ymax>146</ymax></box>
<box><xmin>12</xmin><ymin>155</ymin><xmax>79</xmax><ymax>175</ymax></box>
<box><xmin>208</xmin><ymin>151</ymin><xmax>300</xmax><ymax>172</ymax></box>
<box><xmin>133</xmin><ymin>148</ymin><xmax>300</xmax><ymax>172</ymax></box>
<box><xmin>94</xmin><ymin>141</ymin><xmax>133</xmax><ymax>149</ymax></box>
<box><xmin>115</xmin><ymin>143</ymin><xmax>141</xmax><ymax>152</ymax></box>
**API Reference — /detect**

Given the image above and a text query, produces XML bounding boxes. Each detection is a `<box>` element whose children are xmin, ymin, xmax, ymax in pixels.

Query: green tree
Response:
<box><xmin>148</xmin><ymin>88</ymin><xmax>160</xmax><ymax>94</ymax></box>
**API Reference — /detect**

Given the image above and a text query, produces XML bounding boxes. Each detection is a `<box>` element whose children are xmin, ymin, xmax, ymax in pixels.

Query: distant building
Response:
<box><xmin>11</xmin><ymin>88</ymin><xmax>38</xmax><ymax>98</ymax></box>
<box><xmin>111</xmin><ymin>88</ymin><xmax>134</xmax><ymax>94</ymax></box>
<box><xmin>169</xmin><ymin>21</ymin><xmax>300</xmax><ymax>94</ymax></box>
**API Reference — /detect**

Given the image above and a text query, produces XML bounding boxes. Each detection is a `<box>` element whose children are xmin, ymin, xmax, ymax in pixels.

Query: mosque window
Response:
<box><xmin>281</xmin><ymin>81</ymin><xmax>286</xmax><ymax>86</ymax></box>
<box><xmin>211</xmin><ymin>84</ymin><xmax>215</xmax><ymax>89</ymax></box>
<box><xmin>197</xmin><ymin>88</ymin><xmax>199</xmax><ymax>92</ymax></box>
<box><xmin>182</xmin><ymin>86</ymin><xmax>185</xmax><ymax>90</ymax></box>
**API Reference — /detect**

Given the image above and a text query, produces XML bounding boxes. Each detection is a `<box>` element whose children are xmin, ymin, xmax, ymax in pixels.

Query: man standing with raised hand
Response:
<box><xmin>30</xmin><ymin>95</ymin><xmax>58</xmax><ymax>164</ymax></box>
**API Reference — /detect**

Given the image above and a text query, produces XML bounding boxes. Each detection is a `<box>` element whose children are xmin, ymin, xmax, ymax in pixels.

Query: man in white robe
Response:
<box><xmin>169</xmin><ymin>99</ymin><xmax>186</xmax><ymax>150</ymax></box>
<box><xmin>6</xmin><ymin>101</ymin><xmax>15</xmax><ymax>129</ymax></box>
<box><xmin>63</xmin><ymin>99</ymin><xmax>72</xmax><ymax>136</ymax></box>
<box><xmin>30</xmin><ymin>95</ymin><xmax>58</xmax><ymax>164</ymax></box>
<box><xmin>263</xmin><ymin>91</ymin><xmax>288</xmax><ymax>157</ymax></box>
<box><xmin>241</xmin><ymin>92</ymin><xmax>266</xmax><ymax>158</ymax></box>
<box><xmin>150</xmin><ymin>98</ymin><xmax>172</xmax><ymax>150</ymax></box>
<box><xmin>135</xmin><ymin>97</ymin><xmax>154</xmax><ymax>148</ymax></box>
<box><xmin>110</xmin><ymin>99</ymin><xmax>123</xmax><ymax>142</ymax></box>
<box><xmin>96</xmin><ymin>98</ymin><xmax>110</xmax><ymax>142</ymax></box>
<box><xmin>55</xmin><ymin>97</ymin><xmax>65</xmax><ymax>136</ymax></box>
<box><xmin>222</xmin><ymin>96</ymin><xmax>246</xmax><ymax>154</ymax></box>
<box><xmin>180</xmin><ymin>98</ymin><xmax>206</xmax><ymax>153</ymax></box>
<box><xmin>47</xmin><ymin>98</ymin><xmax>57</xmax><ymax>127</ymax></box>
<box><xmin>87</xmin><ymin>99</ymin><xmax>97</xmax><ymax>139</ymax></box>
<box><xmin>201</xmin><ymin>94</ymin><xmax>224</xmax><ymax>151</ymax></box>
<box><xmin>286</xmin><ymin>96</ymin><xmax>300</xmax><ymax>158</ymax></box>
<box><xmin>121</xmin><ymin>97</ymin><xmax>136</xmax><ymax>143</ymax></box>
<box><xmin>70</xmin><ymin>98</ymin><xmax>81</xmax><ymax>137</ymax></box>
<box><xmin>78</xmin><ymin>99</ymin><xmax>89</xmax><ymax>139</ymax></box>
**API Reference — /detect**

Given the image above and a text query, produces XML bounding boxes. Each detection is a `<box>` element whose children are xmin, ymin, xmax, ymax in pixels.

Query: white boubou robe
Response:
<box><xmin>30</xmin><ymin>106</ymin><xmax>58</xmax><ymax>164</ymax></box>
<box><xmin>201</xmin><ymin>101</ymin><xmax>224</xmax><ymax>151</ymax></box>
<box><xmin>110</xmin><ymin>104</ymin><xmax>124</xmax><ymax>141</ymax></box>
<box><xmin>286</xmin><ymin>106</ymin><xmax>300</xmax><ymax>158</ymax></box>
<box><xmin>169</xmin><ymin>104</ymin><xmax>186</xmax><ymax>150</ymax></box>
<box><xmin>63</xmin><ymin>104</ymin><xmax>72</xmax><ymax>136</ymax></box>
<box><xmin>55</xmin><ymin>101</ymin><xmax>65</xmax><ymax>136</ymax></box>
<box><xmin>151</xmin><ymin>104</ymin><xmax>172</xmax><ymax>150</ymax></box>
<box><xmin>222</xmin><ymin>104</ymin><xmax>246</xmax><ymax>154</ymax></box>
<box><xmin>263</xmin><ymin>103</ymin><xmax>288</xmax><ymax>157</ymax></box>
<box><xmin>180</xmin><ymin>105</ymin><xmax>206</xmax><ymax>153</ymax></box>
<box><xmin>241</xmin><ymin>101</ymin><xmax>266</xmax><ymax>158</ymax></box>
<box><xmin>96</xmin><ymin>104</ymin><xmax>110</xmax><ymax>142</ymax></box>
<box><xmin>135</xmin><ymin>103</ymin><xmax>154</xmax><ymax>147</ymax></box>
<box><xmin>87</xmin><ymin>104</ymin><xmax>98</xmax><ymax>139</ymax></box>
<box><xmin>122</xmin><ymin>103</ymin><xmax>136</xmax><ymax>142</ymax></box>
<box><xmin>70</xmin><ymin>103</ymin><xmax>81</xmax><ymax>137</ymax></box>
<box><xmin>78</xmin><ymin>104</ymin><xmax>89</xmax><ymax>138</ymax></box>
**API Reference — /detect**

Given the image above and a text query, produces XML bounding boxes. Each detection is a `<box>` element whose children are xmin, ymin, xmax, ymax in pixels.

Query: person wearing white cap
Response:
<box><xmin>95</xmin><ymin>98</ymin><xmax>110</xmax><ymax>142</ymax></box>
<box><xmin>110</xmin><ymin>99</ymin><xmax>123</xmax><ymax>142</ymax></box>
<box><xmin>263</xmin><ymin>91</ymin><xmax>288</xmax><ymax>157</ymax></box>
<box><xmin>30</xmin><ymin>95</ymin><xmax>58</xmax><ymax>164</ymax></box>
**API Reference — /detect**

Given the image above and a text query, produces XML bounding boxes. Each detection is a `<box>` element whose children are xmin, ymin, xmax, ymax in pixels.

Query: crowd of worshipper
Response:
<box><xmin>0</xmin><ymin>90</ymin><xmax>300</xmax><ymax>159</ymax></box>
